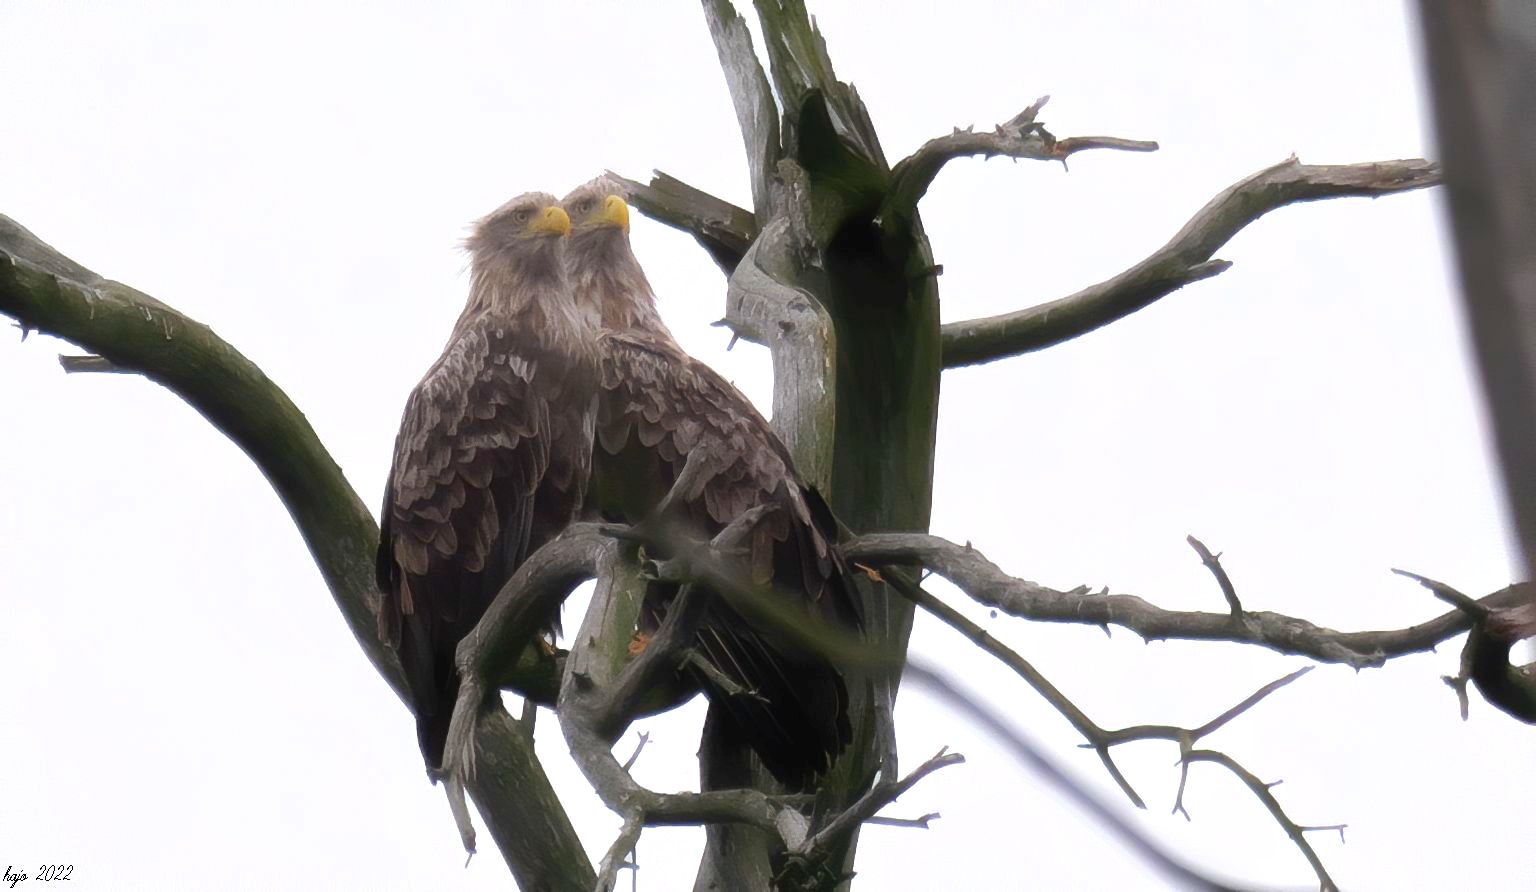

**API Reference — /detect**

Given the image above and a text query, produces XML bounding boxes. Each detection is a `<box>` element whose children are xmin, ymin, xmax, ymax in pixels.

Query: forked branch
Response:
<box><xmin>1394</xmin><ymin>571</ymin><xmax>1536</xmax><ymax>723</ymax></box>
<box><xmin>883</xmin><ymin>565</ymin><xmax>1334</xmax><ymax>889</ymax></box>
<box><xmin>792</xmin><ymin>748</ymin><xmax>965</xmax><ymax>861</ymax></box>
<box><xmin>886</xmin><ymin>95</ymin><xmax>1158</xmax><ymax>213</ymax></box>
<box><xmin>940</xmin><ymin>156</ymin><xmax>1442</xmax><ymax>367</ymax></box>
<box><xmin>849</xmin><ymin>532</ymin><xmax>1521</xmax><ymax>667</ymax></box>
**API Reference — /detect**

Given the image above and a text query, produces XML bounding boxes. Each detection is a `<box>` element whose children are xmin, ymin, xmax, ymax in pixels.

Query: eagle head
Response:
<box><xmin>561</xmin><ymin>175</ymin><xmax>631</xmax><ymax>238</ymax></box>
<box><xmin>466</xmin><ymin>191</ymin><xmax>569</xmax><ymax>262</ymax></box>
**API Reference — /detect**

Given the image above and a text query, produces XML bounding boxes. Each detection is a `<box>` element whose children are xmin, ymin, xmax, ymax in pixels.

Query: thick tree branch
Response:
<box><xmin>849</xmin><ymin>532</ymin><xmax>1525</xmax><ymax>668</ymax></box>
<box><xmin>590</xmin><ymin>505</ymin><xmax>778</xmax><ymax>739</ymax></box>
<box><xmin>940</xmin><ymin>156</ymin><xmax>1442</xmax><ymax>368</ymax></box>
<box><xmin>611</xmin><ymin>170</ymin><xmax>758</xmax><ymax>274</ymax></box>
<box><xmin>699</xmin><ymin>8</ymin><xmax>920</xmax><ymax>888</ymax></box>
<box><xmin>1417</xmin><ymin>2</ymin><xmax>1536</xmax><ymax>575</ymax></box>
<box><xmin>886</xmin><ymin>95</ymin><xmax>1158</xmax><ymax>213</ymax></box>
<box><xmin>445</xmin><ymin>514</ymin><xmax>754</xmax><ymax>855</ymax></box>
<box><xmin>419</xmin><ymin>507</ymin><xmax>922</xmax><ymax>890</ymax></box>
<box><xmin>1</xmin><ymin>214</ymin><xmax>390</xmax><ymax>672</ymax></box>
<box><xmin>0</xmin><ymin>214</ymin><xmax>594</xmax><ymax>890</ymax></box>
<box><xmin>720</xmin><ymin>217</ymin><xmax>837</xmax><ymax>490</ymax></box>
<box><xmin>702</xmin><ymin>0</ymin><xmax>781</xmax><ymax>217</ymax></box>
<box><xmin>1394</xmin><ymin>571</ymin><xmax>1536</xmax><ymax>723</ymax></box>
<box><xmin>557</xmin><ymin>548</ymin><xmax>810</xmax><ymax>892</ymax></box>
<box><xmin>443</xmin><ymin>524</ymin><xmax>611</xmax><ymax>802</ymax></box>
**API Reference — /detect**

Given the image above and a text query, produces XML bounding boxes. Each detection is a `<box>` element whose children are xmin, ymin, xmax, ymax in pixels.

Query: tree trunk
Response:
<box><xmin>686</xmin><ymin>3</ymin><xmax>941</xmax><ymax>887</ymax></box>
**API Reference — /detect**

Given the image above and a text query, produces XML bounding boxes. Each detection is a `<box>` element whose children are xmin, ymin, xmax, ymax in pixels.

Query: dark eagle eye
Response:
<box><xmin>513</xmin><ymin>209</ymin><xmax>532</xmax><ymax>224</ymax></box>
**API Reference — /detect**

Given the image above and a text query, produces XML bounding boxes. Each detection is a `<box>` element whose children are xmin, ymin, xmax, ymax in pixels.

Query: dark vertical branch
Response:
<box><xmin>1416</xmin><ymin>1</ymin><xmax>1536</xmax><ymax>579</ymax></box>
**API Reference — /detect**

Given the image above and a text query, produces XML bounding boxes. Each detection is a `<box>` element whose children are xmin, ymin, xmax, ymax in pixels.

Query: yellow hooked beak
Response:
<box><xmin>596</xmin><ymin>194</ymin><xmax>630</xmax><ymax>232</ymax></box>
<box><xmin>528</xmin><ymin>205</ymin><xmax>572</xmax><ymax>237</ymax></box>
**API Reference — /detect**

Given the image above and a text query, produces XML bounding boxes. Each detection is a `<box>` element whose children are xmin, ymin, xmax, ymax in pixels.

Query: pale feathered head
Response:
<box><xmin>456</xmin><ymin>191</ymin><xmax>583</xmax><ymax>335</ymax></box>
<box><xmin>560</xmin><ymin>176</ymin><xmax>668</xmax><ymax>336</ymax></box>
<box><xmin>465</xmin><ymin>190</ymin><xmax>570</xmax><ymax>264</ymax></box>
<box><xmin>562</xmin><ymin>174</ymin><xmax>631</xmax><ymax>239</ymax></box>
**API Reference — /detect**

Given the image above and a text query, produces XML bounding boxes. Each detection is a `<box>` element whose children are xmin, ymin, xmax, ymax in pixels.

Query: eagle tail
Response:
<box><xmin>416</xmin><ymin>706</ymin><xmax>453</xmax><ymax>777</ymax></box>
<box><xmin>396</xmin><ymin>608</ymin><xmax>455</xmax><ymax>775</ymax></box>
<box><xmin>690</xmin><ymin>607</ymin><xmax>851</xmax><ymax>792</ymax></box>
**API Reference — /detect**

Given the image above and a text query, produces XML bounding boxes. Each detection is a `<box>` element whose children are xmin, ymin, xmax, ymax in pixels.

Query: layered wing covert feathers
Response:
<box><xmin>593</xmin><ymin>330</ymin><xmax>862</xmax><ymax>789</ymax></box>
<box><xmin>377</xmin><ymin>318</ymin><xmax>591</xmax><ymax>768</ymax></box>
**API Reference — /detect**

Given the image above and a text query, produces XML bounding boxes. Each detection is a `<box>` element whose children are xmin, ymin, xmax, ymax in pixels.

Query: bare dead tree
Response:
<box><xmin>4</xmin><ymin>2</ymin><xmax>1533</xmax><ymax>891</ymax></box>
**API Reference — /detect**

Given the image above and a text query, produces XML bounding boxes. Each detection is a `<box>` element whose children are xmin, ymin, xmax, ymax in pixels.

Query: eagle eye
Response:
<box><xmin>512</xmin><ymin>208</ymin><xmax>533</xmax><ymax>225</ymax></box>
<box><xmin>576</xmin><ymin>199</ymin><xmax>594</xmax><ymax>217</ymax></box>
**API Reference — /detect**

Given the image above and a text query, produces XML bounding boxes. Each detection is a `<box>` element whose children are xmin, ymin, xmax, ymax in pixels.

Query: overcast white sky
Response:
<box><xmin>3</xmin><ymin>2</ymin><xmax>1532</xmax><ymax>890</ymax></box>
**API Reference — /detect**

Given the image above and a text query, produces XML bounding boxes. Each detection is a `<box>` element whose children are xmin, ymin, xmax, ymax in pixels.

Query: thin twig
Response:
<box><xmin>1188</xmin><ymin>535</ymin><xmax>1243</xmax><ymax>615</ymax></box>
<box><xmin>904</xmin><ymin>663</ymin><xmax>1237</xmax><ymax>892</ymax></box>
<box><xmin>1392</xmin><ymin>568</ymin><xmax>1489</xmax><ymax>618</ymax></box>
<box><xmin>885</xmin><ymin>565</ymin><xmax>1324</xmax><ymax>881</ymax></box>
<box><xmin>793</xmin><ymin>747</ymin><xmax>965</xmax><ymax>860</ymax></box>
<box><xmin>882</xmin><ymin>569</ymin><xmax>1149</xmax><ymax>806</ymax></box>
<box><xmin>1183</xmin><ymin>750</ymin><xmax>1344</xmax><ymax>892</ymax></box>
<box><xmin>58</xmin><ymin>353</ymin><xmax>125</xmax><ymax>373</ymax></box>
<box><xmin>864</xmin><ymin>812</ymin><xmax>942</xmax><ymax>829</ymax></box>
<box><xmin>594</xmin><ymin>812</ymin><xmax>644</xmax><ymax>892</ymax></box>
<box><xmin>621</xmin><ymin>732</ymin><xmax>651</xmax><ymax>773</ymax></box>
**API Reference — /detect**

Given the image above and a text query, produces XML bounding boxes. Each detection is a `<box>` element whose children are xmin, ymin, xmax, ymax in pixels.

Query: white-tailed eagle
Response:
<box><xmin>377</xmin><ymin>192</ymin><xmax>596</xmax><ymax>773</ymax></box>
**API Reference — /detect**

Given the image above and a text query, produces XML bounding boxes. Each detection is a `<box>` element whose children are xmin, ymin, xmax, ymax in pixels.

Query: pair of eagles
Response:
<box><xmin>375</xmin><ymin>179</ymin><xmax>862</xmax><ymax>791</ymax></box>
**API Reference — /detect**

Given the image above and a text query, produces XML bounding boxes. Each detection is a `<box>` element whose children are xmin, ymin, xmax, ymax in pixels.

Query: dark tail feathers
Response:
<box><xmin>690</xmin><ymin>606</ymin><xmax>851</xmax><ymax>791</ymax></box>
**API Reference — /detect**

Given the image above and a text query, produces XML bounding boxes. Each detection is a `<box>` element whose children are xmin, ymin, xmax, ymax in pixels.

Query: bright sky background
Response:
<box><xmin>3</xmin><ymin>2</ymin><xmax>1532</xmax><ymax>890</ymax></box>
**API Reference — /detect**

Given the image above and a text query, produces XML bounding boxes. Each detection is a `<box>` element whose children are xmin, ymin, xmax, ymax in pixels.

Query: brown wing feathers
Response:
<box><xmin>380</xmin><ymin>182</ymin><xmax>861</xmax><ymax>788</ymax></box>
<box><xmin>377</xmin><ymin>193</ymin><xmax>593</xmax><ymax>774</ymax></box>
<box><xmin>595</xmin><ymin>332</ymin><xmax>862</xmax><ymax>789</ymax></box>
<box><xmin>558</xmin><ymin>178</ymin><xmax>861</xmax><ymax>788</ymax></box>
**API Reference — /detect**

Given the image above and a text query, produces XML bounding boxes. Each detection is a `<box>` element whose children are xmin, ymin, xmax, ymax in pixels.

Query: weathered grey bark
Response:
<box><xmin>847</xmin><ymin>533</ymin><xmax>1529</xmax><ymax>669</ymax></box>
<box><xmin>0</xmin><ymin>214</ymin><xmax>596</xmax><ymax>891</ymax></box>
<box><xmin>683</xmin><ymin>2</ymin><xmax>940</xmax><ymax>886</ymax></box>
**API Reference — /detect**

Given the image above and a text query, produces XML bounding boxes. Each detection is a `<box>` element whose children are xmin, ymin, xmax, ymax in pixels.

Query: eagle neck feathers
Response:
<box><xmin>459</xmin><ymin>239</ymin><xmax>594</xmax><ymax>362</ymax></box>
<box><xmin>568</xmin><ymin>231</ymin><xmax>670</xmax><ymax>340</ymax></box>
